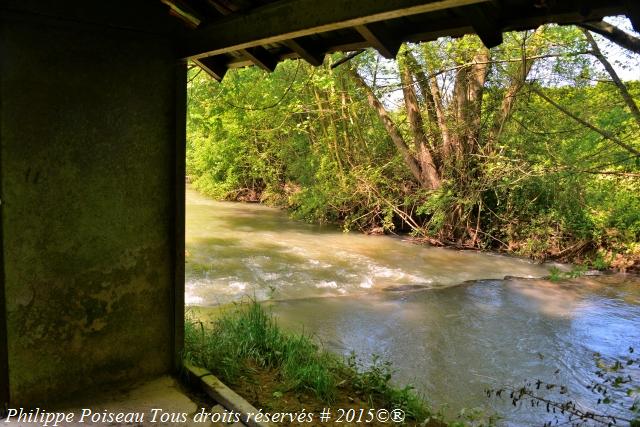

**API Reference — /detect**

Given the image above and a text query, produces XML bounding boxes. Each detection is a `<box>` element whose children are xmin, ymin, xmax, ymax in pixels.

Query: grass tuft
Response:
<box><xmin>183</xmin><ymin>300</ymin><xmax>433</xmax><ymax>422</ymax></box>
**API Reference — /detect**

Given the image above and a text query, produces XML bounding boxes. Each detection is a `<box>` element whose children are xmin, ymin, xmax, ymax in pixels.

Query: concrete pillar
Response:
<box><xmin>0</xmin><ymin>1</ymin><xmax>185</xmax><ymax>406</ymax></box>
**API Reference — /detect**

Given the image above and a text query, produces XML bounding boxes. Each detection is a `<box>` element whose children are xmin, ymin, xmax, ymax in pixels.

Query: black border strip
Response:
<box><xmin>0</xmin><ymin>203</ymin><xmax>9</xmax><ymax>416</ymax></box>
<box><xmin>0</xmin><ymin>12</ymin><xmax>11</xmax><ymax>417</ymax></box>
<box><xmin>0</xmin><ymin>222</ymin><xmax>8</xmax><ymax>417</ymax></box>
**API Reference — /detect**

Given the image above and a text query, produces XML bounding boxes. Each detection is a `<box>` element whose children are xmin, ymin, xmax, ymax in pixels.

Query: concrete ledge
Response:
<box><xmin>184</xmin><ymin>364</ymin><xmax>274</xmax><ymax>427</ymax></box>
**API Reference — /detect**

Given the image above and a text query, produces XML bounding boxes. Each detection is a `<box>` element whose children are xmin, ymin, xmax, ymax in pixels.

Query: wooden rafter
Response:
<box><xmin>467</xmin><ymin>2</ymin><xmax>503</xmax><ymax>48</ymax></box>
<box><xmin>283</xmin><ymin>38</ymin><xmax>324</xmax><ymax>66</ymax></box>
<box><xmin>240</xmin><ymin>46</ymin><xmax>278</xmax><ymax>72</ymax></box>
<box><xmin>174</xmin><ymin>0</ymin><xmax>631</xmax><ymax>80</ymax></box>
<box><xmin>206</xmin><ymin>0</ymin><xmax>234</xmax><ymax>14</ymax></box>
<box><xmin>207</xmin><ymin>0</ymin><xmax>252</xmax><ymax>14</ymax></box>
<box><xmin>355</xmin><ymin>23</ymin><xmax>402</xmax><ymax>59</ymax></box>
<box><xmin>626</xmin><ymin>0</ymin><xmax>640</xmax><ymax>32</ymax></box>
<box><xmin>183</xmin><ymin>0</ymin><xmax>490</xmax><ymax>59</ymax></box>
<box><xmin>195</xmin><ymin>56</ymin><xmax>229</xmax><ymax>81</ymax></box>
<box><xmin>160</xmin><ymin>0</ymin><xmax>202</xmax><ymax>28</ymax></box>
<box><xmin>404</xmin><ymin>2</ymin><xmax>624</xmax><ymax>44</ymax></box>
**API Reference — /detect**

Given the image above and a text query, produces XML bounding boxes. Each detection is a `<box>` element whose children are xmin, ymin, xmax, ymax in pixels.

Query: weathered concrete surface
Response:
<box><xmin>0</xmin><ymin>1</ymin><xmax>184</xmax><ymax>405</ymax></box>
<box><xmin>185</xmin><ymin>364</ymin><xmax>273</xmax><ymax>427</ymax></box>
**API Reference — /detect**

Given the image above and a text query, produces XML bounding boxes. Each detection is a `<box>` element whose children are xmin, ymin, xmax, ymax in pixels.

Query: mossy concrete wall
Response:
<box><xmin>0</xmin><ymin>1</ymin><xmax>185</xmax><ymax>405</ymax></box>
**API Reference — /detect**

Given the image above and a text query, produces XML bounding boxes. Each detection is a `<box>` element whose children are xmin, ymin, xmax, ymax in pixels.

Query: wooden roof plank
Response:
<box><xmin>183</xmin><ymin>0</ymin><xmax>629</xmax><ymax>80</ymax></box>
<box><xmin>183</xmin><ymin>0</ymin><xmax>490</xmax><ymax>58</ymax></box>
<box><xmin>227</xmin><ymin>51</ymin><xmax>297</xmax><ymax>68</ymax></box>
<box><xmin>402</xmin><ymin>1</ymin><xmax>624</xmax><ymax>43</ymax></box>
<box><xmin>207</xmin><ymin>0</ymin><xmax>234</xmax><ymax>14</ymax></box>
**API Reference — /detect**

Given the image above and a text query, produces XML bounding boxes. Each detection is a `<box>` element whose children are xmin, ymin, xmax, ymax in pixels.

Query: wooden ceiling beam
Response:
<box><xmin>160</xmin><ymin>0</ymin><xmax>202</xmax><ymax>28</ymax></box>
<box><xmin>183</xmin><ymin>0</ymin><xmax>490</xmax><ymax>59</ymax></box>
<box><xmin>626</xmin><ymin>0</ymin><xmax>640</xmax><ymax>32</ymax></box>
<box><xmin>206</xmin><ymin>0</ymin><xmax>254</xmax><ymax>15</ymax></box>
<box><xmin>227</xmin><ymin>52</ymin><xmax>298</xmax><ymax>69</ymax></box>
<box><xmin>206</xmin><ymin>0</ymin><xmax>234</xmax><ymax>15</ymax></box>
<box><xmin>500</xmin><ymin>4</ymin><xmax>623</xmax><ymax>32</ymax></box>
<box><xmin>282</xmin><ymin>38</ymin><xmax>325</xmax><ymax>66</ymax></box>
<box><xmin>405</xmin><ymin>25</ymin><xmax>473</xmax><ymax>43</ymax></box>
<box><xmin>195</xmin><ymin>56</ymin><xmax>229</xmax><ymax>81</ymax></box>
<box><xmin>355</xmin><ymin>23</ymin><xmax>402</xmax><ymax>59</ymax></box>
<box><xmin>205</xmin><ymin>0</ymin><xmax>279</xmax><ymax>75</ymax></box>
<box><xmin>325</xmin><ymin>41</ymin><xmax>371</xmax><ymax>53</ymax></box>
<box><xmin>403</xmin><ymin>1</ymin><xmax>624</xmax><ymax>46</ymax></box>
<box><xmin>467</xmin><ymin>2</ymin><xmax>503</xmax><ymax>48</ymax></box>
<box><xmin>240</xmin><ymin>46</ymin><xmax>279</xmax><ymax>72</ymax></box>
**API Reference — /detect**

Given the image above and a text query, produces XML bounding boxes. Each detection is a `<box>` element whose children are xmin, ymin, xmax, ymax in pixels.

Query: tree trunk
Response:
<box><xmin>466</xmin><ymin>49</ymin><xmax>490</xmax><ymax>152</ymax></box>
<box><xmin>349</xmin><ymin>68</ymin><xmax>427</xmax><ymax>186</ymax></box>
<box><xmin>487</xmin><ymin>44</ymin><xmax>537</xmax><ymax>145</ymax></box>
<box><xmin>403</xmin><ymin>51</ymin><xmax>440</xmax><ymax>142</ymax></box>
<box><xmin>450</xmin><ymin>49</ymin><xmax>489</xmax><ymax>161</ymax></box>
<box><xmin>398</xmin><ymin>58</ymin><xmax>441</xmax><ymax>189</ymax></box>
<box><xmin>427</xmin><ymin>70</ymin><xmax>453</xmax><ymax>159</ymax></box>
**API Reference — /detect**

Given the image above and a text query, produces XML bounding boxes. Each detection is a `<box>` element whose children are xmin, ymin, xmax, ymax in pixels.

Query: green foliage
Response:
<box><xmin>188</xmin><ymin>58</ymin><xmax>414</xmax><ymax>232</ymax></box>
<box><xmin>186</xmin><ymin>25</ymin><xmax>639</xmax><ymax>267</ymax></box>
<box><xmin>488</xmin><ymin>81</ymin><xmax>640</xmax><ymax>264</ymax></box>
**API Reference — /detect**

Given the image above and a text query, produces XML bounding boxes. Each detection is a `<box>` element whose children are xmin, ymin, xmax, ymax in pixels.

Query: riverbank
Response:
<box><xmin>189</xmin><ymin>181</ymin><xmax>639</xmax><ymax>273</ymax></box>
<box><xmin>184</xmin><ymin>301</ymin><xmax>494</xmax><ymax>426</ymax></box>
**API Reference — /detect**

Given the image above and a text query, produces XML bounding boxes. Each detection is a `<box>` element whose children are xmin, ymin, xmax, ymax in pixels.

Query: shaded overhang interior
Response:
<box><xmin>0</xmin><ymin>0</ymin><xmax>635</xmax><ymax>414</ymax></box>
<box><xmin>163</xmin><ymin>0</ymin><xmax>639</xmax><ymax>81</ymax></box>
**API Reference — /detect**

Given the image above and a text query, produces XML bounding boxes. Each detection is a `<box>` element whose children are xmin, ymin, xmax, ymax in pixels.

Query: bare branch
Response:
<box><xmin>487</xmin><ymin>29</ymin><xmax>541</xmax><ymax>145</ymax></box>
<box><xmin>576</xmin><ymin>21</ymin><xmax>640</xmax><ymax>55</ymax></box>
<box><xmin>581</xmin><ymin>28</ymin><xmax>640</xmax><ymax>129</ymax></box>
<box><xmin>530</xmin><ymin>86</ymin><xmax>640</xmax><ymax>157</ymax></box>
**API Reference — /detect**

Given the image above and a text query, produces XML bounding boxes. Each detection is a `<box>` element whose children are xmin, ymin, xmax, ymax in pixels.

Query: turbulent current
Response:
<box><xmin>185</xmin><ymin>186</ymin><xmax>640</xmax><ymax>426</ymax></box>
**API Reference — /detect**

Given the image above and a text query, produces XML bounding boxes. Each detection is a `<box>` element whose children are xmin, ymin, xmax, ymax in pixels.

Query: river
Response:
<box><xmin>185</xmin><ymin>186</ymin><xmax>640</xmax><ymax>426</ymax></box>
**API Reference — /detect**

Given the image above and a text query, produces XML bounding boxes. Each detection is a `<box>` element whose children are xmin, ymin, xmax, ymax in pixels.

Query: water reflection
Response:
<box><xmin>269</xmin><ymin>278</ymin><xmax>640</xmax><ymax>425</ymax></box>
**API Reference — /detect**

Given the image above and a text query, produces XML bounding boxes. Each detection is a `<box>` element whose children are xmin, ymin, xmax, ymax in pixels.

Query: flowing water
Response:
<box><xmin>186</xmin><ymin>187</ymin><xmax>640</xmax><ymax>425</ymax></box>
